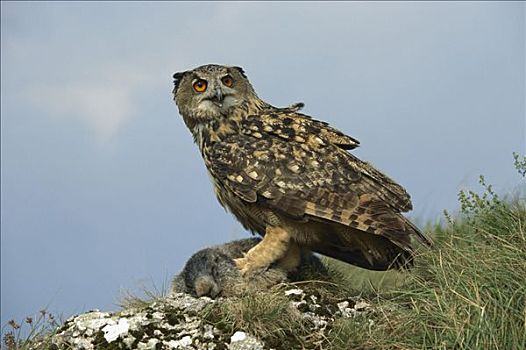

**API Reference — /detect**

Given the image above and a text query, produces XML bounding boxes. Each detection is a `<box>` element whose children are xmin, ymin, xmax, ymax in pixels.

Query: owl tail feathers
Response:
<box><xmin>314</xmin><ymin>240</ymin><xmax>414</xmax><ymax>271</ymax></box>
<box><xmin>403</xmin><ymin>217</ymin><xmax>434</xmax><ymax>248</ymax></box>
<box><xmin>314</xmin><ymin>223</ymin><xmax>430</xmax><ymax>271</ymax></box>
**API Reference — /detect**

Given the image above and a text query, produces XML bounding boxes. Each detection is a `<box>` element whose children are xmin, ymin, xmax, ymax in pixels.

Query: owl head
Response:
<box><xmin>173</xmin><ymin>64</ymin><xmax>259</xmax><ymax>129</ymax></box>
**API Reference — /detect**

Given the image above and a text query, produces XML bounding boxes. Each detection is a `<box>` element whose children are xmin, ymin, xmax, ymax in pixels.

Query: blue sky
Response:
<box><xmin>1</xmin><ymin>2</ymin><xmax>524</xmax><ymax>329</ymax></box>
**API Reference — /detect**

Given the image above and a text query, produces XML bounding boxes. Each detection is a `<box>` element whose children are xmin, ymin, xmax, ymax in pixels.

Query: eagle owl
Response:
<box><xmin>172</xmin><ymin>64</ymin><xmax>431</xmax><ymax>275</ymax></box>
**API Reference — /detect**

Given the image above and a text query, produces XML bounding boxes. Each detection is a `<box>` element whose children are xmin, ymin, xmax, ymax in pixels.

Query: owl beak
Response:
<box><xmin>214</xmin><ymin>88</ymin><xmax>224</xmax><ymax>106</ymax></box>
<box><xmin>205</xmin><ymin>87</ymin><xmax>224</xmax><ymax>108</ymax></box>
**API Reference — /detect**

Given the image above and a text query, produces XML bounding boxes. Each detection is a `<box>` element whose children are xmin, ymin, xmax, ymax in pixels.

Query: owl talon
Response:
<box><xmin>234</xmin><ymin>257</ymin><xmax>250</xmax><ymax>275</ymax></box>
<box><xmin>234</xmin><ymin>257</ymin><xmax>246</xmax><ymax>268</ymax></box>
<box><xmin>234</xmin><ymin>257</ymin><xmax>265</xmax><ymax>276</ymax></box>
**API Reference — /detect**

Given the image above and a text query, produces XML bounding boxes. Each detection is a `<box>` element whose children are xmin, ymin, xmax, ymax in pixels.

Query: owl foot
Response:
<box><xmin>234</xmin><ymin>257</ymin><xmax>264</xmax><ymax>276</ymax></box>
<box><xmin>234</xmin><ymin>226</ymin><xmax>292</xmax><ymax>275</ymax></box>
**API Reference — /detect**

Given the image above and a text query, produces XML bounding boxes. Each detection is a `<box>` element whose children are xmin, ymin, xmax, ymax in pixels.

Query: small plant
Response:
<box><xmin>2</xmin><ymin>310</ymin><xmax>60</xmax><ymax>350</ymax></box>
<box><xmin>513</xmin><ymin>152</ymin><xmax>526</xmax><ymax>177</ymax></box>
<box><xmin>118</xmin><ymin>278</ymin><xmax>170</xmax><ymax>310</ymax></box>
<box><xmin>457</xmin><ymin>174</ymin><xmax>503</xmax><ymax>218</ymax></box>
<box><xmin>449</xmin><ymin>152</ymin><xmax>526</xmax><ymax>224</ymax></box>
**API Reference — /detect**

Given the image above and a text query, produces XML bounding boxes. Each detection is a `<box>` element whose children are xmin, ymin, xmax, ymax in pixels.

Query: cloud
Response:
<box><xmin>31</xmin><ymin>83</ymin><xmax>131</xmax><ymax>141</ymax></box>
<box><xmin>27</xmin><ymin>69</ymin><xmax>151</xmax><ymax>143</ymax></box>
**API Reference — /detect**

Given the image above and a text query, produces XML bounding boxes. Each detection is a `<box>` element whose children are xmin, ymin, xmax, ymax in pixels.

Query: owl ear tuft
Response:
<box><xmin>232</xmin><ymin>66</ymin><xmax>247</xmax><ymax>78</ymax></box>
<box><xmin>172</xmin><ymin>71</ymin><xmax>187</xmax><ymax>95</ymax></box>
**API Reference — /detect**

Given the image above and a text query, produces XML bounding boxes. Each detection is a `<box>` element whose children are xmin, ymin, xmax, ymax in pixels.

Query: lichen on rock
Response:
<box><xmin>47</xmin><ymin>287</ymin><xmax>374</xmax><ymax>350</ymax></box>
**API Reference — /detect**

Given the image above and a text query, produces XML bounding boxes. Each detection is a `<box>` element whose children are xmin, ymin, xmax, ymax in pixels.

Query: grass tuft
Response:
<box><xmin>201</xmin><ymin>286</ymin><xmax>307</xmax><ymax>348</ymax></box>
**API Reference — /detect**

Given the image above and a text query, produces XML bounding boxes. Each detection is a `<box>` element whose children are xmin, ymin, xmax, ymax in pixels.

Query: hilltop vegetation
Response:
<box><xmin>326</xmin><ymin>157</ymin><xmax>526</xmax><ymax>349</ymax></box>
<box><xmin>3</xmin><ymin>154</ymin><xmax>525</xmax><ymax>350</ymax></box>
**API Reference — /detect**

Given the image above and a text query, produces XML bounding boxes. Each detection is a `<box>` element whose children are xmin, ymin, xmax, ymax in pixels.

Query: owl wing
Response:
<box><xmin>207</xmin><ymin>111</ymin><xmax>431</xmax><ymax>251</ymax></box>
<box><xmin>253</xmin><ymin>109</ymin><xmax>361</xmax><ymax>150</ymax></box>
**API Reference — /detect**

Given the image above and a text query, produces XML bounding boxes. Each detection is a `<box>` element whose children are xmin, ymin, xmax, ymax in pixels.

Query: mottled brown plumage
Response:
<box><xmin>173</xmin><ymin>64</ymin><xmax>431</xmax><ymax>274</ymax></box>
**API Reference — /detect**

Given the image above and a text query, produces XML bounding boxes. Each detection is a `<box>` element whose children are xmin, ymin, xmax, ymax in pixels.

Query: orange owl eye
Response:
<box><xmin>193</xmin><ymin>79</ymin><xmax>207</xmax><ymax>93</ymax></box>
<box><xmin>221</xmin><ymin>75</ymin><xmax>234</xmax><ymax>88</ymax></box>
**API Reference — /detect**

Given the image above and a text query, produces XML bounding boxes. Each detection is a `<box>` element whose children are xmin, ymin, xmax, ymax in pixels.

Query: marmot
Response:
<box><xmin>172</xmin><ymin>238</ymin><xmax>327</xmax><ymax>298</ymax></box>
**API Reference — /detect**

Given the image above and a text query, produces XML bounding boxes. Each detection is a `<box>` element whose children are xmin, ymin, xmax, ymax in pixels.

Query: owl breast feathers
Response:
<box><xmin>173</xmin><ymin>64</ymin><xmax>431</xmax><ymax>274</ymax></box>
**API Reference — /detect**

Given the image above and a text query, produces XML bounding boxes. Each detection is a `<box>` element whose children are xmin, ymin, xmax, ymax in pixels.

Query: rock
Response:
<box><xmin>46</xmin><ymin>288</ymin><xmax>376</xmax><ymax>350</ymax></box>
<box><xmin>354</xmin><ymin>300</ymin><xmax>370</xmax><ymax>311</ymax></box>
<box><xmin>50</xmin><ymin>293</ymin><xmax>219</xmax><ymax>350</ymax></box>
<box><xmin>228</xmin><ymin>331</ymin><xmax>264</xmax><ymax>350</ymax></box>
<box><xmin>165</xmin><ymin>335</ymin><xmax>192</xmax><ymax>349</ymax></box>
<box><xmin>102</xmin><ymin>318</ymin><xmax>129</xmax><ymax>342</ymax></box>
<box><xmin>284</xmin><ymin>289</ymin><xmax>304</xmax><ymax>296</ymax></box>
<box><xmin>230</xmin><ymin>331</ymin><xmax>247</xmax><ymax>342</ymax></box>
